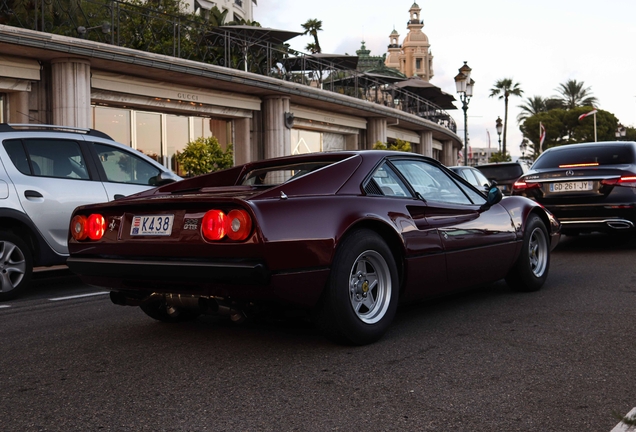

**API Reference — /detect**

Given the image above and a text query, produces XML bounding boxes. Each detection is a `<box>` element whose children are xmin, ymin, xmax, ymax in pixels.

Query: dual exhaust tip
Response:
<box><xmin>109</xmin><ymin>291</ymin><xmax>247</xmax><ymax>323</ymax></box>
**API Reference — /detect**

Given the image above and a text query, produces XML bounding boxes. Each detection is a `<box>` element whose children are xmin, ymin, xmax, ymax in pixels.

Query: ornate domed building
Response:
<box><xmin>385</xmin><ymin>2</ymin><xmax>434</xmax><ymax>81</ymax></box>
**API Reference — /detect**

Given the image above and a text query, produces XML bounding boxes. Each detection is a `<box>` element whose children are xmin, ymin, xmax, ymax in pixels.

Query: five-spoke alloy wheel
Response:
<box><xmin>314</xmin><ymin>229</ymin><xmax>399</xmax><ymax>345</ymax></box>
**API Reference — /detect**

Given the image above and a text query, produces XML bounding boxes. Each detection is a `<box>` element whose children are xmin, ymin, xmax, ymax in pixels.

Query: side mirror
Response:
<box><xmin>486</xmin><ymin>186</ymin><xmax>503</xmax><ymax>206</ymax></box>
<box><xmin>481</xmin><ymin>186</ymin><xmax>503</xmax><ymax>211</ymax></box>
<box><xmin>152</xmin><ymin>171</ymin><xmax>181</xmax><ymax>186</ymax></box>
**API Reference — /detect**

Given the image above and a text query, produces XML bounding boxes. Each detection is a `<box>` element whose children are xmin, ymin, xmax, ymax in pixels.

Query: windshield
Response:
<box><xmin>241</xmin><ymin>162</ymin><xmax>334</xmax><ymax>186</ymax></box>
<box><xmin>532</xmin><ymin>144</ymin><xmax>635</xmax><ymax>169</ymax></box>
<box><xmin>476</xmin><ymin>164</ymin><xmax>524</xmax><ymax>181</ymax></box>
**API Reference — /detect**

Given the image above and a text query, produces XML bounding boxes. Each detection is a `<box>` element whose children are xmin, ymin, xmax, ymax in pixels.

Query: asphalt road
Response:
<box><xmin>1</xmin><ymin>234</ymin><xmax>635</xmax><ymax>431</ymax></box>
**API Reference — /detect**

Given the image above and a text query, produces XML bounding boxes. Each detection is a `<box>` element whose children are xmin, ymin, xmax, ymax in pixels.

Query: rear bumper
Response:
<box><xmin>66</xmin><ymin>257</ymin><xmax>329</xmax><ymax>308</ymax></box>
<box><xmin>558</xmin><ymin>217</ymin><xmax>635</xmax><ymax>232</ymax></box>
<box><xmin>545</xmin><ymin>203</ymin><xmax>636</xmax><ymax>233</ymax></box>
<box><xmin>67</xmin><ymin>257</ymin><xmax>270</xmax><ymax>285</ymax></box>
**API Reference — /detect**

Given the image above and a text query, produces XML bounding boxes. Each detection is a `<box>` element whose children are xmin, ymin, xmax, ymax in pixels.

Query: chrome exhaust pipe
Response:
<box><xmin>110</xmin><ymin>291</ymin><xmax>162</xmax><ymax>307</ymax></box>
<box><xmin>110</xmin><ymin>292</ymin><xmax>248</xmax><ymax>322</ymax></box>
<box><xmin>606</xmin><ymin>220</ymin><xmax>634</xmax><ymax>229</ymax></box>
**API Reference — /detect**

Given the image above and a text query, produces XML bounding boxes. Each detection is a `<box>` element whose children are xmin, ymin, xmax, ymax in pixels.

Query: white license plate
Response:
<box><xmin>130</xmin><ymin>215</ymin><xmax>174</xmax><ymax>236</ymax></box>
<box><xmin>549</xmin><ymin>181</ymin><xmax>593</xmax><ymax>193</ymax></box>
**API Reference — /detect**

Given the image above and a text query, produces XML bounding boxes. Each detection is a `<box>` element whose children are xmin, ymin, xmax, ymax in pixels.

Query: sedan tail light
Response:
<box><xmin>202</xmin><ymin>209</ymin><xmax>253</xmax><ymax>241</ymax></box>
<box><xmin>601</xmin><ymin>176</ymin><xmax>636</xmax><ymax>187</ymax></box>
<box><xmin>512</xmin><ymin>180</ymin><xmax>541</xmax><ymax>191</ymax></box>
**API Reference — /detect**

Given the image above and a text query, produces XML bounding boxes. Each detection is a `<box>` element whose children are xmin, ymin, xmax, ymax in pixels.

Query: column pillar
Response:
<box><xmin>262</xmin><ymin>96</ymin><xmax>291</xmax><ymax>160</ymax></box>
<box><xmin>345</xmin><ymin>134</ymin><xmax>359</xmax><ymax>150</ymax></box>
<box><xmin>233</xmin><ymin>117</ymin><xmax>252</xmax><ymax>165</ymax></box>
<box><xmin>51</xmin><ymin>58</ymin><xmax>91</xmax><ymax>128</ymax></box>
<box><xmin>366</xmin><ymin>118</ymin><xmax>387</xmax><ymax>148</ymax></box>
<box><xmin>420</xmin><ymin>130</ymin><xmax>433</xmax><ymax>157</ymax></box>
<box><xmin>8</xmin><ymin>91</ymin><xmax>30</xmax><ymax>123</ymax></box>
<box><xmin>441</xmin><ymin>140</ymin><xmax>455</xmax><ymax>166</ymax></box>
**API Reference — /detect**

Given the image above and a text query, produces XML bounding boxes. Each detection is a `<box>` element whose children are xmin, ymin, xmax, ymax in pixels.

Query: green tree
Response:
<box><xmin>555</xmin><ymin>79</ymin><xmax>598</xmax><ymax>109</ymax></box>
<box><xmin>520</xmin><ymin>107</ymin><xmax>619</xmax><ymax>159</ymax></box>
<box><xmin>488</xmin><ymin>151</ymin><xmax>511</xmax><ymax>163</ymax></box>
<box><xmin>176</xmin><ymin>136</ymin><xmax>233</xmax><ymax>176</ymax></box>
<box><xmin>301</xmin><ymin>18</ymin><xmax>322</xmax><ymax>54</ymax></box>
<box><xmin>516</xmin><ymin>95</ymin><xmax>562</xmax><ymax>123</ymax></box>
<box><xmin>489</xmin><ymin>78</ymin><xmax>524</xmax><ymax>156</ymax></box>
<box><xmin>372</xmin><ymin>139</ymin><xmax>411</xmax><ymax>152</ymax></box>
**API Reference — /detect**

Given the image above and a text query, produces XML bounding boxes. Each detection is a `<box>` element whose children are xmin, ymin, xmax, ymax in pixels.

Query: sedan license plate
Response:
<box><xmin>549</xmin><ymin>181</ymin><xmax>593</xmax><ymax>193</ymax></box>
<box><xmin>130</xmin><ymin>215</ymin><xmax>174</xmax><ymax>236</ymax></box>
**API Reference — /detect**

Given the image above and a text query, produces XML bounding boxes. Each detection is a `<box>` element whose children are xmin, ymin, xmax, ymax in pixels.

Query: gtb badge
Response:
<box><xmin>183</xmin><ymin>218</ymin><xmax>199</xmax><ymax>230</ymax></box>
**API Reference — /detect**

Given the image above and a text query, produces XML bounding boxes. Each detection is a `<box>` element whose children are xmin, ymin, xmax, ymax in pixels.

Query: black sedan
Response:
<box><xmin>511</xmin><ymin>141</ymin><xmax>636</xmax><ymax>235</ymax></box>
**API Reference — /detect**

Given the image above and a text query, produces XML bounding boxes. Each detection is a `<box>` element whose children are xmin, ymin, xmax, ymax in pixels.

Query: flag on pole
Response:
<box><xmin>578</xmin><ymin>109</ymin><xmax>598</xmax><ymax>121</ymax></box>
<box><xmin>539</xmin><ymin>122</ymin><xmax>546</xmax><ymax>152</ymax></box>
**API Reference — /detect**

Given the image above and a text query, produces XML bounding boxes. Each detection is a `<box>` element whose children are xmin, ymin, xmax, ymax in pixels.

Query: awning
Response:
<box><xmin>0</xmin><ymin>56</ymin><xmax>41</xmax><ymax>81</ymax></box>
<box><xmin>218</xmin><ymin>25</ymin><xmax>302</xmax><ymax>45</ymax></box>
<box><xmin>392</xmin><ymin>77</ymin><xmax>457</xmax><ymax>110</ymax></box>
<box><xmin>327</xmin><ymin>72</ymin><xmax>406</xmax><ymax>87</ymax></box>
<box><xmin>282</xmin><ymin>53</ymin><xmax>359</xmax><ymax>71</ymax></box>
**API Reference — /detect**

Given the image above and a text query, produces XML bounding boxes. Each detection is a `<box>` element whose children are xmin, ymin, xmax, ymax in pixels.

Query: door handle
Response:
<box><xmin>24</xmin><ymin>190</ymin><xmax>43</xmax><ymax>198</ymax></box>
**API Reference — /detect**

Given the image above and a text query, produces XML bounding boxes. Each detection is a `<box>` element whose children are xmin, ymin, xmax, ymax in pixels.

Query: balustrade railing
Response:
<box><xmin>0</xmin><ymin>0</ymin><xmax>456</xmax><ymax>133</ymax></box>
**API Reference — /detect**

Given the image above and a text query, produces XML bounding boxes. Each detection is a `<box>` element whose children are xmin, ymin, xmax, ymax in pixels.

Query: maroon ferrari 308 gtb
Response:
<box><xmin>67</xmin><ymin>151</ymin><xmax>560</xmax><ymax>345</ymax></box>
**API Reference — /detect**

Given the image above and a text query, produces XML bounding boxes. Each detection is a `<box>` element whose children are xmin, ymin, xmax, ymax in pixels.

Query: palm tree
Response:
<box><xmin>517</xmin><ymin>96</ymin><xmax>562</xmax><ymax>122</ymax></box>
<box><xmin>489</xmin><ymin>78</ymin><xmax>524</xmax><ymax>156</ymax></box>
<box><xmin>555</xmin><ymin>79</ymin><xmax>598</xmax><ymax>109</ymax></box>
<box><xmin>301</xmin><ymin>19</ymin><xmax>322</xmax><ymax>54</ymax></box>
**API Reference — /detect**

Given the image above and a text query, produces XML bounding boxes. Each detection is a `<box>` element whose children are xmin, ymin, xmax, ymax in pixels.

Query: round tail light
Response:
<box><xmin>225</xmin><ymin>209</ymin><xmax>252</xmax><ymax>241</ymax></box>
<box><xmin>71</xmin><ymin>215</ymin><xmax>88</xmax><ymax>241</ymax></box>
<box><xmin>86</xmin><ymin>214</ymin><xmax>106</xmax><ymax>240</ymax></box>
<box><xmin>202</xmin><ymin>210</ymin><xmax>226</xmax><ymax>240</ymax></box>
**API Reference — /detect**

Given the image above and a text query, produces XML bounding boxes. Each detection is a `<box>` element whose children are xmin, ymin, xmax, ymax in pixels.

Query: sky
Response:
<box><xmin>254</xmin><ymin>0</ymin><xmax>636</xmax><ymax>158</ymax></box>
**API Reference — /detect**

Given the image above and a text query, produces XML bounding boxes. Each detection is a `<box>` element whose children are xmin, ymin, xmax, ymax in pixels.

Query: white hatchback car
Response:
<box><xmin>0</xmin><ymin>123</ymin><xmax>181</xmax><ymax>300</ymax></box>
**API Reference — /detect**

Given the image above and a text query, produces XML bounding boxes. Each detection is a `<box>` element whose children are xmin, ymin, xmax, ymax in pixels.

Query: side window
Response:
<box><xmin>460</xmin><ymin>168</ymin><xmax>477</xmax><ymax>186</ymax></box>
<box><xmin>22</xmin><ymin>139</ymin><xmax>89</xmax><ymax>180</ymax></box>
<box><xmin>93</xmin><ymin>143</ymin><xmax>161</xmax><ymax>185</ymax></box>
<box><xmin>371</xmin><ymin>163</ymin><xmax>411</xmax><ymax>197</ymax></box>
<box><xmin>457</xmin><ymin>182</ymin><xmax>487</xmax><ymax>205</ymax></box>
<box><xmin>472</xmin><ymin>169</ymin><xmax>491</xmax><ymax>188</ymax></box>
<box><xmin>3</xmin><ymin>139</ymin><xmax>30</xmax><ymax>174</ymax></box>
<box><xmin>393</xmin><ymin>160</ymin><xmax>471</xmax><ymax>205</ymax></box>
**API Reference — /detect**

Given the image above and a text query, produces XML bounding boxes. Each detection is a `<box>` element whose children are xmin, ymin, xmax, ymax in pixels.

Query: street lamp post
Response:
<box><xmin>495</xmin><ymin>117</ymin><xmax>503</xmax><ymax>153</ymax></box>
<box><xmin>455</xmin><ymin>62</ymin><xmax>474</xmax><ymax>166</ymax></box>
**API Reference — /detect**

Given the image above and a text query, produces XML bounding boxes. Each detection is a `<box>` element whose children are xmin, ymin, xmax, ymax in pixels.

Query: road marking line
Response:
<box><xmin>0</xmin><ymin>305</ymin><xmax>11</xmax><ymax>309</ymax></box>
<box><xmin>611</xmin><ymin>407</ymin><xmax>636</xmax><ymax>432</ymax></box>
<box><xmin>49</xmin><ymin>292</ymin><xmax>110</xmax><ymax>302</ymax></box>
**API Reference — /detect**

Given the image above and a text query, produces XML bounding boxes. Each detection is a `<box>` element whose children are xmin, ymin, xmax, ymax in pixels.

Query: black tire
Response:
<box><xmin>139</xmin><ymin>298</ymin><xmax>200</xmax><ymax>323</ymax></box>
<box><xmin>506</xmin><ymin>214</ymin><xmax>550</xmax><ymax>292</ymax></box>
<box><xmin>314</xmin><ymin>229</ymin><xmax>399</xmax><ymax>345</ymax></box>
<box><xmin>0</xmin><ymin>231</ymin><xmax>33</xmax><ymax>301</ymax></box>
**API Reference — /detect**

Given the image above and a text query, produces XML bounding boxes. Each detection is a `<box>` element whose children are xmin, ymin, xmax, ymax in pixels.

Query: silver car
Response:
<box><xmin>448</xmin><ymin>165</ymin><xmax>492</xmax><ymax>194</ymax></box>
<box><xmin>0</xmin><ymin>123</ymin><xmax>180</xmax><ymax>300</ymax></box>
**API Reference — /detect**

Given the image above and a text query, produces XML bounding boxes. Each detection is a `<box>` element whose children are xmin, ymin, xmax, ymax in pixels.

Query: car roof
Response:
<box><xmin>475</xmin><ymin>162</ymin><xmax>522</xmax><ymax>168</ymax></box>
<box><xmin>541</xmin><ymin>141</ymin><xmax>636</xmax><ymax>153</ymax></box>
<box><xmin>0</xmin><ymin>123</ymin><xmax>113</xmax><ymax>140</ymax></box>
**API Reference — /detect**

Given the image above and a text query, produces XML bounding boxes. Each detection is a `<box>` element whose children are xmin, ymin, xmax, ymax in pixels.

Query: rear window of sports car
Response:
<box><xmin>532</xmin><ymin>144</ymin><xmax>636</xmax><ymax>169</ymax></box>
<box><xmin>241</xmin><ymin>162</ymin><xmax>334</xmax><ymax>186</ymax></box>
